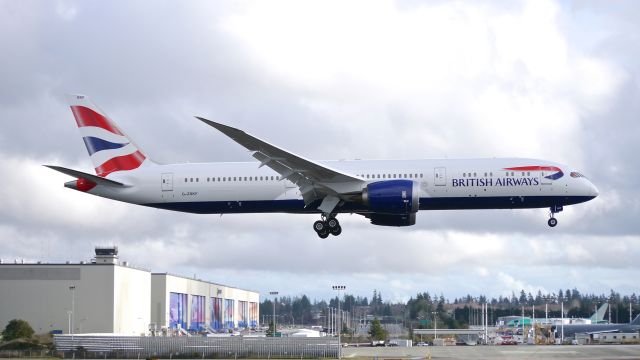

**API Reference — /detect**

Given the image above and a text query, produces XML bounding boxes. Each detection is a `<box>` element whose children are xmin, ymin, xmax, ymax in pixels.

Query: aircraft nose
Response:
<box><xmin>587</xmin><ymin>181</ymin><xmax>599</xmax><ymax>198</ymax></box>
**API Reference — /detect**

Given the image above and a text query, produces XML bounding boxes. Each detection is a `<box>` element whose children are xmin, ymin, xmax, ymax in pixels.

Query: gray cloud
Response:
<box><xmin>1</xmin><ymin>0</ymin><xmax>639</xmax><ymax>301</ymax></box>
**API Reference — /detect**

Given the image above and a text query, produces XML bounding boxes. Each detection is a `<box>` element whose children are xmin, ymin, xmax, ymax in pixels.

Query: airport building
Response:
<box><xmin>0</xmin><ymin>247</ymin><xmax>259</xmax><ymax>336</ymax></box>
<box><xmin>151</xmin><ymin>273</ymin><xmax>259</xmax><ymax>332</ymax></box>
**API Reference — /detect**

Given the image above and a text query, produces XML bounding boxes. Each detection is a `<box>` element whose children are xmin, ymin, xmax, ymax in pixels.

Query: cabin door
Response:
<box><xmin>434</xmin><ymin>167</ymin><xmax>446</xmax><ymax>186</ymax></box>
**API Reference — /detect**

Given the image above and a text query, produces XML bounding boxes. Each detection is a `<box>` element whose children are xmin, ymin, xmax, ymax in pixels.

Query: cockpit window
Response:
<box><xmin>570</xmin><ymin>172</ymin><xmax>587</xmax><ymax>178</ymax></box>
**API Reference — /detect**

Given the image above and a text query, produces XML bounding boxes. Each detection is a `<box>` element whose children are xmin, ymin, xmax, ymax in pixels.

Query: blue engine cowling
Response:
<box><xmin>362</xmin><ymin>180</ymin><xmax>419</xmax><ymax>215</ymax></box>
<box><xmin>366</xmin><ymin>213</ymin><xmax>416</xmax><ymax>226</ymax></box>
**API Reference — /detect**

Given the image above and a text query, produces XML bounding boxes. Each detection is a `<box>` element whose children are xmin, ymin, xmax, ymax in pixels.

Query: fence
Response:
<box><xmin>53</xmin><ymin>335</ymin><xmax>339</xmax><ymax>358</ymax></box>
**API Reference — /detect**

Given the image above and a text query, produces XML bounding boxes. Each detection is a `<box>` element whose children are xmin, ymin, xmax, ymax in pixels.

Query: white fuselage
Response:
<box><xmin>86</xmin><ymin>157</ymin><xmax>598</xmax><ymax>215</ymax></box>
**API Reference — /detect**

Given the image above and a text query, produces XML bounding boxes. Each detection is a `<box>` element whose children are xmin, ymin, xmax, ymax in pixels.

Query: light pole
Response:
<box><xmin>269</xmin><ymin>291</ymin><xmax>278</xmax><ymax>337</ymax></box>
<box><xmin>431</xmin><ymin>311</ymin><xmax>437</xmax><ymax>341</ymax></box>
<box><xmin>69</xmin><ymin>285</ymin><xmax>76</xmax><ymax>340</ymax></box>
<box><xmin>332</xmin><ymin>285</ymin><xmax>345</xmax><ymax>359</ymax></box>
<box><xmin>67</xmin><ymin>311</ymin><xmax>72</xmax><ymax>337</ymax></box>
<box><xmin>561</xmin><ymin>302</ymin><xmax>564</xmax><ymax>344</ymax></box>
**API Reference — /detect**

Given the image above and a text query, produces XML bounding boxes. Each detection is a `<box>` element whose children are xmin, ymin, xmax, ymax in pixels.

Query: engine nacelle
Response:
<box><xmin>362</xmin><ymin>180</ymin><xmax>419</xmax><ymax>215</ymax></box>
<box><xmin>367</xmin><ymin>213</ymin><xmax>416</xmax><ymax>227</ymax></box>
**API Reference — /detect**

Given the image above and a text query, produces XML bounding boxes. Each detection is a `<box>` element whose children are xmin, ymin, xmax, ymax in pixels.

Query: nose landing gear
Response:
<box><xmin>313</xmin><ymin>215</ymin><xmax>342</xmax><ymax>238</ymax></box>
<box><xmin>548</xmin><ymin>205</ymin><xmax>563</xmax><ymax>227</ymax></box>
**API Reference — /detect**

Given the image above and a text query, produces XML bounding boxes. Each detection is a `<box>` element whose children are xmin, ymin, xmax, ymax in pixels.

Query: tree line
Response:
<box><xmin>259</xmin><ymin>288</ymin><xmax>640</xmax><ymax>328</ymax></box>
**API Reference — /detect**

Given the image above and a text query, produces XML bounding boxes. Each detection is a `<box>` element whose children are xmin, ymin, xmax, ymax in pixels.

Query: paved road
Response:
<box><xmin>343</xmin><ymin>344</ymin><xmax>640</xmax><ymax>359</ymax></box>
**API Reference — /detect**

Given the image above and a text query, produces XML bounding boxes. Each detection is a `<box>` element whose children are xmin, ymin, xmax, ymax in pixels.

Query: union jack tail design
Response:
<box><xmin>67</xmin><ymin>94</ymin><xmax>154</xmax><ymax>177</ymax></box>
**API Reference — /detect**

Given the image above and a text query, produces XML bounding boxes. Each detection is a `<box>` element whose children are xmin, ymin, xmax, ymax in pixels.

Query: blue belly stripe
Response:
<box><xmin>141</xmin><ymin>195</ymin><xmax>595</xmax><ymax>214</ymax></box>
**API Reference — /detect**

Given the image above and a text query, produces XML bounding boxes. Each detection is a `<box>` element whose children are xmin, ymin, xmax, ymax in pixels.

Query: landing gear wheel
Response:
<box><xmin>327</xmin><ymin>218</ymin><xmax>339</xmax><ymax>229</ymax></box>
<box><xmin>318</xmin><ymin>230</ymin><xmax>330</xmax><ymax>239</ymax></box>
<box><xmin>548</xmin><ymin>218</ymin><xmax>558</xmax><ymax>227</ymax></box>
<box><xmin>330</xmin><ymin>225</ymin><xmax>342</xmax><ymax>236</ymax></box>
<box><xmin>313</xmin><ymin>220</ymin><xmax>326</xmax><ymax>233</ymax></box>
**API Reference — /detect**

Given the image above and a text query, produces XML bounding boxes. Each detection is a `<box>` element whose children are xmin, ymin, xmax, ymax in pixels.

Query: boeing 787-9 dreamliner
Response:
<box><xmin>47</xmin><ymin>95</ymin><xmax>599</xmax><ymax>238</ymax></box>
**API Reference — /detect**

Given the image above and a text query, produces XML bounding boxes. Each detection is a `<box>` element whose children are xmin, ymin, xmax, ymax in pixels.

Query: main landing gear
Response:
<box><xmin>548</xmin><ymin>205</ymin><xmax>563</xmax><ymax>227</ymax></box>
<box><xmin>313</xmin><ymin>215</ymin><xmax>342</xmax><ymax>238</ymax></box>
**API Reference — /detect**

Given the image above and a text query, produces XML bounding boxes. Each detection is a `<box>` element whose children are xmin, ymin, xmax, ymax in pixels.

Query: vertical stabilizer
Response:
<box><xmin>66</xmin><ymin>94</ymin><xmax>154</xmax><ymax>177</ymax></box>
<box><xmin>589</xmin><ymin>303</ymin><xmax>608</xmax><ymax>323</ymax></box>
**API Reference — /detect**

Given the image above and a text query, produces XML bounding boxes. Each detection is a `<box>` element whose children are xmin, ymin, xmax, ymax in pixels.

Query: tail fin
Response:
<box><xmin>589</xmin><ymin>303</ymin><xmax>608</xmax><ymax>323</ymax></box>
<box><xmin>67</xmin><ymin>94</ymin><xmax>153</xmax><ymax>177</ymax></box>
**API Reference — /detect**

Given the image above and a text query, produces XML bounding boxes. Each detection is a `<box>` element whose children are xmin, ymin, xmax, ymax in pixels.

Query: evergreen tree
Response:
<box><xmin>368</xmin><ymin>318</ymin><xmax>387</xmax><ymax>340</ymax></box>
<box><xmin>267</xmin><ymin>321</ymin><xmax>276</xmax><ymax>337</ymax></box>
<box><xmin>519</xmin><ymin>290</ymin><xmax>527</xmax><ymax>304</ymax></box>
<box><xmin>2</xmin><ymin>319</ymin><xmax>34</xmax><ymax>341</ymax></box>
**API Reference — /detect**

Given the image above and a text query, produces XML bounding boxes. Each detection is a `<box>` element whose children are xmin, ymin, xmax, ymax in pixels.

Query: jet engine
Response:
<box><xmin>362</xmin><ymin>180</ymin><xmax>419</xmax><ymax>216</ymax></box>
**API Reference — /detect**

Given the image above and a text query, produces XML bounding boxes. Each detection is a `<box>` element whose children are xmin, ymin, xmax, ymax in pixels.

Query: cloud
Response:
<box><xmin>1</xmin><ymin>0</ymin><xmax>639</xmax><ymax>301</ymax></box>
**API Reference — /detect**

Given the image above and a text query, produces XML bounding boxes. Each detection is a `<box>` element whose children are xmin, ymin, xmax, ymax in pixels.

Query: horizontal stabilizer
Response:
<box><xmin>44</xmin><ymin>165</ymin><xmax>127</xmax><ymax>187</ymax></box>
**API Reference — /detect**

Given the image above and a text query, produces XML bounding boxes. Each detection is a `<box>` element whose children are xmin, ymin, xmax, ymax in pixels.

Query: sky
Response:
<box><xmin>1</xmin><ymin>0</ymin><xmax>639</xmax><ymax>304</ymax></box>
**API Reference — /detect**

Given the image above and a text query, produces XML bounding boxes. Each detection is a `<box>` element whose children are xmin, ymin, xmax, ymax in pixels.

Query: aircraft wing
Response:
<box><xmin>585</xmin><ymin>329</ymin><xmax>621</xmax><ymax>335</ymax></box>
<box><xmin>196</xmin><ymin>117</ymin><xmax>365</xmax><ymax>210</ymax></box>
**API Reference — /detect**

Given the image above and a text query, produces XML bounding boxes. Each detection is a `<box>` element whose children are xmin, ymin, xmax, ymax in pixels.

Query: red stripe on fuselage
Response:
<box><xmin>95</xmin><ymin>150</ymin><xmax>145</xmax><ymax>177</ymax></box>
<box><xmin>504</xmin><ymin>166</ymin><xmax>562</xmax><ymax>172</ymax></box>
<box><xmin>70</xmin><ymin>106</ymin><xmax>124</xmax><ymax>135</ymax></box>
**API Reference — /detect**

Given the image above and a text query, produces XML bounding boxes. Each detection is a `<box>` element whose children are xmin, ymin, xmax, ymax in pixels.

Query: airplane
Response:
<box><xmin>505</xmin><ymin>303</ymin><xmax>610</xmax><ymax>327</ymax></box>
<box><xmin>47</xmin><ymin>95</ymin><xmax>599</xmax><ymax>238</ymax></box>
<box><xmin>552</xmin><ymin>315</ymin><xmax>640</xmax><ymax>338</ymax></box>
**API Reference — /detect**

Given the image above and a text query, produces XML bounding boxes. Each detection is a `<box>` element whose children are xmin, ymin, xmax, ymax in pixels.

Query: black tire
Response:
<box><xmin>313</xmin><ymin>220</ymin><xmax>326</xmax><ymax>232</ymax></box>
<box><xmin>330</xmin><ymin>225</ymin><xmax>342</xmax><ymax>236</ymax></box>
<box><xmin>318</xmin><ymin>230</ymin><xmax>330</xmax><ymax>239</ymax></box>
<box><xmin>327</xmin><ymin>218</ymin><xmax>339</xmax><ymax>229</ymax></box>
<box><xmin>548</xmin><ymin>218</ymin><xmax>558</xmax><ymax>227</ymax></box>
